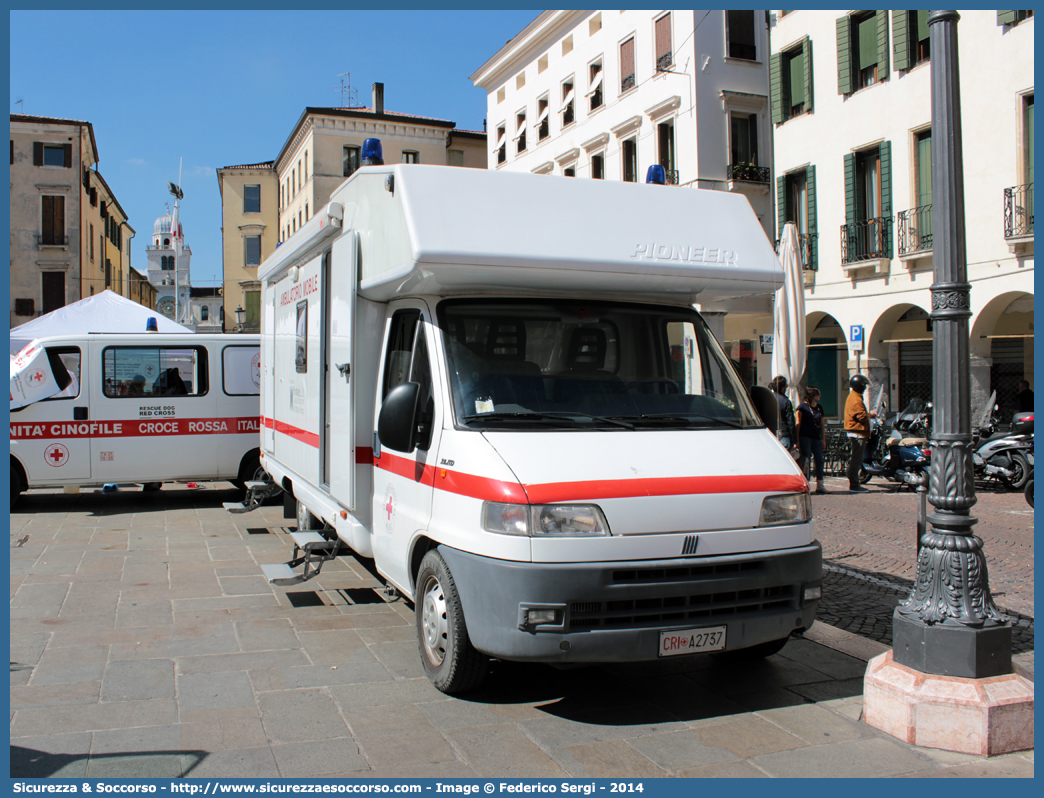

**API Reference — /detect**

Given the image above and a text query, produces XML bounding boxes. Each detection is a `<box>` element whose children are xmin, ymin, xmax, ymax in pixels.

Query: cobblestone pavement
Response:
<box><xmin>811</xmin><ymin>474</ymin><xmax>1034</xmax><ymax>652</ymax></box>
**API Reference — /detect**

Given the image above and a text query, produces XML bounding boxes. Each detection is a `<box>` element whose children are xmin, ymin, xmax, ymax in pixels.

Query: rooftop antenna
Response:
<box><xmin>334</xmin><ymin>73</ymin><xmax>358</xmax><ymax>108</ymax></box>
<box><xmin>13</xmin><ymin>98</ymin><xmax>23</xmax><ymax>112</ymax></box>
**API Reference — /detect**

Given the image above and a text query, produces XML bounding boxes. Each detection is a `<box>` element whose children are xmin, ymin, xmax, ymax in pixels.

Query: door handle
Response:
<box><xmin>336</xmin><ymin>363</ymin><xmax>351</xmax><ymax>382</ymax></box>
<box><xmin>74</xmin><ymin>406</ymin><xmax>89</xmax><ymax>421</ymax></box>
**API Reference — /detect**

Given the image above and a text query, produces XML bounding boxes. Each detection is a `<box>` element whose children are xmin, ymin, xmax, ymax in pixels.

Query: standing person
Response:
<box><xmin>1014</xmin><ymin>379</ymin><xmax>1034</xmax><ymax>414</ymax></box>
<box><xmin>844</xmin><ymin>374</ymin><xmax>876</xmax><ymax>493</ymax></box>
<box><xmin>770</xmin><ymin>376</ymin><xmax>796</xmax><ymax>455</ymax></box>
<box><xmin>796</xmin><ymin>386</ymin><xmax>827</xmax><ymax>494</ymax></box>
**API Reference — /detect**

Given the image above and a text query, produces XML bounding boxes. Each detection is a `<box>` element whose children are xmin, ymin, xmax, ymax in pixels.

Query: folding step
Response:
<box><xmin>261</xmin><ymin>562</ymin><xmax>305</xmax><ymax>586</ymax></box>
<box><xmin>244</xmin><ymin>481</ymin><xmax>268</xmax><ymax>490</ymax></box>
<box><xmin>223</xmin><ymin>501</ymin><xmax>250</xmax><ymax>514</ymax></box>
<box><xmin>290</xmin><ymin>531</ymin><xmax>337</xmax><ymax>551</ymax></box>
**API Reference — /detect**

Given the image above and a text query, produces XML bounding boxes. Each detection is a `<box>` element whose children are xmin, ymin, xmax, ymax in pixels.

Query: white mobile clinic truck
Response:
<box><xmin>233</xmin><ymin>140</ymin><xmax>821</xmax><ymax>693</ymax></box>
<box><xmin>10</xmin><ymin>332</ymin><xmax>263</xmax><ymax>503</ymax></box>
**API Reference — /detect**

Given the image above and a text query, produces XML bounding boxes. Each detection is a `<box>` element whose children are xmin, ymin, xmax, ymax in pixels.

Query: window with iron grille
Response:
<box><xmin>591</xmin><ymin>153</ymin><xmax>604</xmax><ymax>179</ymax></box>
<box><xmin>561</xmin><ymin>79</ymin><xmax>575</xmax><ymax>127</ymax></box>
<box><xmin>537</xmin><ymin>96</ymin><xmax>550</xmax><ymax>141</ymax></box>
<box><xmin>620</xmin><ymin>37</ymin><xmax>635</xmax><ymax>93</ymax></box>
<box><xmin>622</xmin><ymin>138</ymin><xmax>637</xmax><ymax>183</ymax></box>
<box><xmin>655</xmin><ymin>13</ymin><xmax>672</xmax><ymax>71</ymax></box>
<box><xmin>343</xmin><ymin>145</ymin><xmax>361</xmax><ymax>177</ymax></box>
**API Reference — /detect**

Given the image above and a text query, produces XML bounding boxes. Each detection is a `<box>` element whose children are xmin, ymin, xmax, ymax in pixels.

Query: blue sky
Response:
<box><xmin>10</xmin><ymin>9</ymin><xmax>539</xmax><ymax>287</ymax></box>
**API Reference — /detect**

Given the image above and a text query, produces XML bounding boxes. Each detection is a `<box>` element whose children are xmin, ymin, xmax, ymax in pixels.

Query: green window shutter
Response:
<box><xmin>789</xmin><ymin>46</ymin><xmax>806</xmax><ymax>108</ymax></box>
<box><xmin>880</xmin><ymin>141</ymin><xmax>893</xmax><ymax>257</ymax></box>
<box><xmin>844</xmin><ymin>152</ymin><xmax>856</xmax><ymax>226</ymax></box>
<box><xmin>876</xmin><ymin>10</ymin><xmax>890</xmax><ymax>82</ymax></box>
<box><xmin>806</xmin><ymin>165</ymin><xmax>818</xmax><ymax>271</ymax></box>
<box><xmin>892</xmin><ymin>11</ymin><xmax>910</xmax><ymax>72</ymax></box>
<box><xmin>63</xmin><ymin>143</ymin><xmax>73</xmax><ymax>168</ymax></box>
<box><xmin>836</xmin><ymin>15</ymin><xmax>853</xmax><ymax>95</ymax></box>
<box><xmin>33</xmin><ymin>141</ymin><xmax>43</xmax><ymax>166</ymax></box>
<box><xmin>998</xmin><ymin>11</ymin><xmax>1018</xmax><ymax>25</ymax></box>
<box><xmin>858</xmin><ymin>15</ymin><xmax>878</xmax><ymax>72</ymax></box>
<box><xmin>777</xmin><ymin>175</ymin><xmax>787</xmax><ymax>238</ymax></box>
<box><xmin>802</xmin><ymin>37</ymin><xmax>814</xmax><ymax>113</ymax></box>
<box><xmin>770</xmin><ymin>52</ymin><xmax>784</xmax><ymax>124</ymax></box>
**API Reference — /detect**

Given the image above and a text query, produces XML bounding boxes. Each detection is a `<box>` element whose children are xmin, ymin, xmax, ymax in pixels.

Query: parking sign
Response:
<box><xmin>850</xmin><ymin>325</ymin><xmax>864</xmax><ymax>352</ymax></box>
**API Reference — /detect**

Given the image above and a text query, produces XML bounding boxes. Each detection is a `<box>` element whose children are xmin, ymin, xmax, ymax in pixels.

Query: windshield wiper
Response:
<box><xmin>462</xmin><ymin>410</ymin><xmax>634</xmax><ymax>429</ymax></box>
<box><xmin>609</xmin><ymin>412</ymin><xmax>746</xmax><ymax>429</ymax></box>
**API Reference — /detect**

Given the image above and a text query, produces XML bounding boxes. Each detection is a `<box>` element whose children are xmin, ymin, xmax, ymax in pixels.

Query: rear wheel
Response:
<box><xmin>142</xmin><ymin>482</ymin><xmax>162</xmax><ymax>492</ymax></box>
<box><xmin>999</xmin><ymin>452</ymin><xmax>1030</xmax><ymax>491</ymax></box>
<box><xmin>1026</xmin><ymin>473</ymin><xmax>1034</xmax><ymax>508</ymax></box>
<box><xmin>415</xmin><ymin>549</ymin><xmax>488</xmax><ymax>694</ymax></box>
<box><xmin>11</xmin><ymin>468</ymin><xmax>23</xmax><ymax>507</ymax></box>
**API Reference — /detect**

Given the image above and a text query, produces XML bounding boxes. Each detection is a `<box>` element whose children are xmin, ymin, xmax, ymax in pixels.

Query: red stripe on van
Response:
<box><xmin>271</xmin><ymin>418</ymin><xmax>320</xmax><ymax>448</ymax></box>
<box><xmin>10</xmin><ymin>416</ymin><xmax>261</xmax><ymax>440</ymax></box>
<box><xmin>523</xmin><ymin>474</ymin><xmax>809</xmax><ymax>504</ymax></box>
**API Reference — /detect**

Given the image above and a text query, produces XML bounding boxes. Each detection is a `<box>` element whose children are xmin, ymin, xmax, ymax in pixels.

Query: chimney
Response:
<box><xmin>372</xmin><ymin>82</ymin><xmax>384</xmax><ymax>115</ymax></box>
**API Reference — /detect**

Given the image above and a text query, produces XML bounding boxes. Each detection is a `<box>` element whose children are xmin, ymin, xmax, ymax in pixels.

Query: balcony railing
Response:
<box><xmin>1003</xmin><ymin>183</ymin><xmax>1034</xmax><ymax>238</ymax></box>
<box><xmin>621</xmin><ymin>73</ymin><xmax>635</xmax><ymax>92</ymax></box>
<box><xmin>665</xmin><ymin>170</ymin><xmax>679</xmax><ymax>186</ymax></box>
<box><xmin>563</xmin><ymin>106</ymin><xmax>575</xmax><ymax>127</ymax></box>
<box><xmin>727</xmin><ymin>163</ymin><xmax>770</xmax><ymax>184</ymax></box>
<box><xmin>840</xmin><ymin>217</ymin><xmax>892</xmax><ymax>265</ymax></box>
<box><xmin>775</xmin><ymin>232</ymin><xmax>819</xmax><ymax>271</ymax></box>
<box><xmin>37</xmin><ymin>234</ymin><xmax>69</xmax><ymax>247</ymax></box>
<box><xmin>496</xmin><ymin>146</ymin><xmax>506</xmax><ymax>165</ymax></box>
<box><xmin>897</xmin><ymin>205</ymin><xmax>933</xmax><ymax>255</ymax></box>
<box><xmin>656</xmin><ymin>52</ymin><xmax>673</xmax><ymax>72</ymax></box>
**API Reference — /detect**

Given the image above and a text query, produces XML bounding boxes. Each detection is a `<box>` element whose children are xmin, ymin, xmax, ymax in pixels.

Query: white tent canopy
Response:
<box><xmin>10</xmin><ymin>290</ymin><xmax>193</xmax><ymax>354</ymax></box>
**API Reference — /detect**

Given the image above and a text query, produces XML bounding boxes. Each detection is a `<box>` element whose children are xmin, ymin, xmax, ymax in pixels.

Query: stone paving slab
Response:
<box><xmin>8</xmin><ymin>483</ymin><xmax>1035</xmax><ymax>778</ymax></box>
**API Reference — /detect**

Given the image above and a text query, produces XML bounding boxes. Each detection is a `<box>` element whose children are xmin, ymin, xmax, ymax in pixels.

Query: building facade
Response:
<box><xmin>218</xmin><ymin>83</ymin><xmax>486</xmax><ymax>332</ymax></box>
<box><xmin>10</xmin><ymin>113</ymin><xmax>148</xmax><ymax>327</ymax></box>
<box><xmin>217</xmin><ymin>161</ymin><xmax>279</xmax><ymax>333</ymax></box>
<box><xmin>470</xmin><ymin>10</ymin><xmax>776</xmax><ymax>346</ymax></box>
<box><xmin>741</xmin><ymin>9</ymin><xmax>1034</xmax><ymax>420</ymax></box>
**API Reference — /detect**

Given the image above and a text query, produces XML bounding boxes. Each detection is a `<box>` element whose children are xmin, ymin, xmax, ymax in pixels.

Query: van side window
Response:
<box><xmin>44</xmin><ymin>347</ymin><xmax>82</xmax><ymax>401</ymax></box>
<box><xmin>222</xmin><ymin>346</ymin><xmax>261</xmax><ymax>396</ymax></box>
<box><xmin>295</xmin><ymin>301</ymin><xmax>308</xmax><ymax>373</ymax></box>
<box><xmin>382</xmin><ymin>310</ymin><xmax>421</xmax><ymax>399</ymax></box>
<box><xmin>102</xmin><ymin>347</ymin><xmax>208</xmax><ymax>398</ymax></box>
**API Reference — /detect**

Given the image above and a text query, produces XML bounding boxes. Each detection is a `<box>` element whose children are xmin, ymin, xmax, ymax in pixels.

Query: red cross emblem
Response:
<box><xmin>385</xmin><ymin>494</ymin><xmax>394</xmax><ymax>521</ymax></box>
<box><xmin>29</xmin><ymin>370</ymin><xmax>45</xmax><ymax>384</ymax></box>
<box><xmin>45</xmin><ymin>443</ymin><xmax>70</xmax><ymax>468</ymax></box>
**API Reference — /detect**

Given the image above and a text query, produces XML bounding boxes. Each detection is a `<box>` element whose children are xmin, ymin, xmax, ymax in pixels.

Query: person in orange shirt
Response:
<box><xmin>844</xmin><ymin>374</ymin><xmax>876</xmax><ymax>492</ymax></box>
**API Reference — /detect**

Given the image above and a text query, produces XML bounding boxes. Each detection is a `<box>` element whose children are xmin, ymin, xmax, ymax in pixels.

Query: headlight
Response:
<box><xmin>759</xmin><ymin>492</ymin><xmax>812</xmax><ymax>527</ymax></box>
<box><xmin>482</xmin><ymin>502</ymin><xmax>611</xmax><ymax>537</ymax></box>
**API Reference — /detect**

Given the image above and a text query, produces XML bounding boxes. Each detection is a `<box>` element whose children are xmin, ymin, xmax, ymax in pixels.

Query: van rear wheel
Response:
<box><xmin>415</xmin><ymin>549</ymin><xmax>487</xmax><ymax>694</ymax></box>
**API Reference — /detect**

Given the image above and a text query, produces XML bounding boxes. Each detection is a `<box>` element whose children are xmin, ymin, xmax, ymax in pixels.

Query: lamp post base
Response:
<box><xmin>863</xmin><ymin>650</ymin><xmax>1033</xmax><ymax>756</ymax></box>
<box><xmin>892</xmin><ymin>612</ymin><xmax>1013</xmax><ymax>678</ymax></box>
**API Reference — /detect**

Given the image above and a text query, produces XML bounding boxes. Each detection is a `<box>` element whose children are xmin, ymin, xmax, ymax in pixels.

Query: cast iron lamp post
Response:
<box><xmin>890</xmin><ymin>10</ymin><xmax>1012</xmax><ymax>678</ymax></box>
<box><xmin>234</xmin><ymin>306</ymin><xmax>245</xmax><ymax>333</ymax></box>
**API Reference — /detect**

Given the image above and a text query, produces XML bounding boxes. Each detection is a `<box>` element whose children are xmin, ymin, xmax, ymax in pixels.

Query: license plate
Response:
<box><xmin>658</xmin><ymin>625</ymin><xmax>727</xmax><ymax>657</ymax></box>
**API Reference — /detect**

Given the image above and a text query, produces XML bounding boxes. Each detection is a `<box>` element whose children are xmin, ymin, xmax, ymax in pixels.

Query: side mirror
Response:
<box><xmin>378</xmin><ymin>382</ymin><xmax>421</xmax><ymax>453</ymax></box>
<box><xmin>750</xmin><ymin>385</ymin><xmax>778</xmax><ymax>434</ymax></box>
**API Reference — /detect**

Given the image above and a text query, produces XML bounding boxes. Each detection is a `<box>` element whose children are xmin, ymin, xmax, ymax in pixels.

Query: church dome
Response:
<box><xmin>154</xmin><ymin>214</ymin><xmax>173</xmax><ymax>235</ymax></box>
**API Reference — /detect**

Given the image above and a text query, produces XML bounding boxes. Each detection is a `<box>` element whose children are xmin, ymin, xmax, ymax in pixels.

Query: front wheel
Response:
<box><xmin>415</xmin><ymin>549</ymin><xmax>488</xmax><ymax>694</ymax></box>
<box><xmin>1026</xmin><ymin>473</ymin><xmax>1034</xmax><ymax>508</ymax></box>
<box><xmin>859</xmin><ymin>466</ymin><xmax>873</xmax><ymax>484</ymax></box>
<box><xmin>999</xmin><ymin>451</ymin><xmax>1030</xmax><ymax>491</ymax></box>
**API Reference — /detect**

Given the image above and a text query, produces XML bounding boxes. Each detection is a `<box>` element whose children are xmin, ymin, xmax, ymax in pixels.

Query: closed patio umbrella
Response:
<box><xmin>771</xmin><ymin>222</ymin><xmax>806</xmax><ymax>407</ymax></box>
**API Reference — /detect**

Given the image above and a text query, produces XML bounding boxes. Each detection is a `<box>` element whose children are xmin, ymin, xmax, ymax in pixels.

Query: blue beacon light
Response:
<box><xmin>145</xmin><ymin>317</ymin><xmax>159</xmax><ymax>332</ymax></box>
<box><xmin>646</xmin><ymin>165</ymin><xmax>667</xmax><ymax>185</ymax></box>
<box><xmin>361</xmin><ymin>138</ymin><xmax>384</xmax><ymax>166</ymax></box>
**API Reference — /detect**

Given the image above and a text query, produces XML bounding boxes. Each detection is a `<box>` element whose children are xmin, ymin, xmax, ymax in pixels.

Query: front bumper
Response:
<box><xmin>439</xmin><ymin>541</ymin><xmax>823</xmax><ymax>663</ymax></box>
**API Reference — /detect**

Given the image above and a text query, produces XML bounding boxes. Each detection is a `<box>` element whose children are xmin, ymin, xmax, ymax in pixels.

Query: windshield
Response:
<box><xmin>438</xmin><ymin>299</ymin><xmax>763</xmax><ymax>430</ymax></box>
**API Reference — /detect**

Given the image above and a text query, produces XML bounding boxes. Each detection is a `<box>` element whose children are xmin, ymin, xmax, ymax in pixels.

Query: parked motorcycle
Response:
<box><xmin>860</xmin><ymin>415</ymin><xmax>931</xmax><ymax>488</ymax></box>
<box><xmin>971</xmin><ymin>397</ymin><xmax>1032</xmax><ymax>490</ymax></box>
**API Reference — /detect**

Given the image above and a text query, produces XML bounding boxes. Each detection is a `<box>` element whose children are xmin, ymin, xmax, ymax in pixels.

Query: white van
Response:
<box><xmin>10</xmin><ymin>333</ymin><xmax>263</xmax><ymax>503</ymax></box>
<box><xmin>234</xmin><ymin>149</ymin><xmax>821</xmax><ymax>694</ymax></box>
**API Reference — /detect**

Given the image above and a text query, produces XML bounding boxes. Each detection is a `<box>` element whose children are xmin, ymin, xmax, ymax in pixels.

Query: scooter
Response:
<box><xmin>971</xmin><ymin>394</ymin><xmax>1032</xmax><ymax>490</ymax></box>
<box><xmin>860</xmin><ymin>415</ymin><xmax>931</xmax><ymax>488</ymax></box>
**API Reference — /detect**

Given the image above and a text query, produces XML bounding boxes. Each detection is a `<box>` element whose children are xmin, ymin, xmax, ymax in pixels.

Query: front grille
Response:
<box><xmin>611</xmin><ymin>559</ymin><xmax>763</xmax><ymax>585</ymax></box>
<box><xmin>568</xmin><ymin>584</ymin><xmax>795</xmax><ymax>631</ymax></box>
